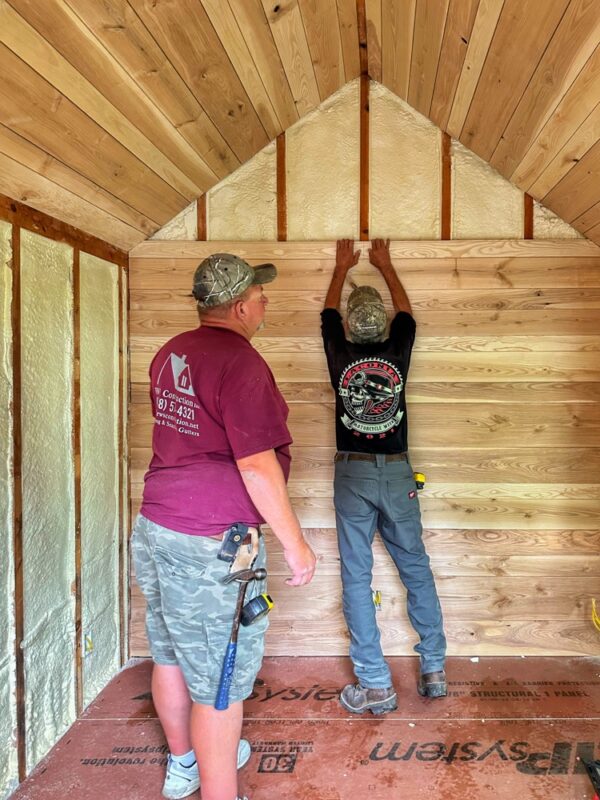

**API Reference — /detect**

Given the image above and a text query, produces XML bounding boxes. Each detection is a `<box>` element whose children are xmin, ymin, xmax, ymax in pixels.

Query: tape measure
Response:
<box><xmin>241</xmin><ymin>593</ymin><xmax>273</xmax><ymax>626</ymax></box>
<box><xmin>413</xmin><ymin>472</ymin><xmax>426</xmax><ymax>490</ymax></box>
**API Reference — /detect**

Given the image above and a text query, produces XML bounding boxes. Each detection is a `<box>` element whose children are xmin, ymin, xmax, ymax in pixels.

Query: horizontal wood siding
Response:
<box><xmin>129</xmin><ymin>239</ymin><xmax>600</xmax><ymax>657</ymax></box>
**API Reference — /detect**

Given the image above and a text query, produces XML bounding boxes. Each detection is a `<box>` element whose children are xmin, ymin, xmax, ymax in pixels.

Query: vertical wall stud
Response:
<box><xmin>357</xmin><ymin>0</ymin><xmax>369</xmax><ymax>241</ymax></box>
<box><xmin>524</xmin><ymin>193</ymin><xmax>534</xmax><ymax>239</ymax></box>
<box><xmin>277</xmin><ymin>133</ymin><xmax>287</xmax><ymax>242</ymax></box>
<box><xmin>72</xmin><ymin>249</ymin><xmax>83</xmax><ymax>716</ymax></box>
<box><xmin>11</xmin><ymin>223</ymin><xmax>25</xmax><ymax>781</ymax></box>
<box><xmin>441</xmin><ymin>132</ymin><xmax>452</xmax><ymax>240</ymax></box>
<box><xmin>197</xmin><ymin>195</ymin><xmax>207</xmax><ymax>241</ymax></box>
<box><xmin>118</xmin><ymin>265</ymin><xmax>127</xmax><ymax>666</ymax></box>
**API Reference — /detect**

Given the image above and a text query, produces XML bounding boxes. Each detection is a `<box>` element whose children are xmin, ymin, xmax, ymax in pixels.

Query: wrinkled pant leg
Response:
<box><xmin>334</xmin><ymin>462</ymin><xmax>391</xmax><ymax>688</ymax></box>
<box><xmin>378</xmin><ymin>462</ymin><xmax>446</xmax><ymax>674</ymax></box>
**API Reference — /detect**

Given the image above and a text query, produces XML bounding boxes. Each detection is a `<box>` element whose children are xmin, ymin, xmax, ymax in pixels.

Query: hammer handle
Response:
<box><xmin>214</xmin><ymin>582</ymin><xmax>248</xmax><ymax>711</ymax></box>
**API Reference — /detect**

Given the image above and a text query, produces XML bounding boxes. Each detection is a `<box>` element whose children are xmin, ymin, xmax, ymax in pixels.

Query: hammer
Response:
<box><xmin>214</xmin><ymin>567</ymin><xmax>267</xmax><ymax>711</ymax></box>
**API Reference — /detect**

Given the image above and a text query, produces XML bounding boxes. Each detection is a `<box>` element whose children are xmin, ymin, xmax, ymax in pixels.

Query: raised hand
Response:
<box><xmin>336</xmin><ymin>239</ymin><xmax>361</xmax><ymax>273</ymax></box>
<box><xmin>369</xmin><ymin>238</ymin><xmax>393</xmax><ymax>272</ymax></box>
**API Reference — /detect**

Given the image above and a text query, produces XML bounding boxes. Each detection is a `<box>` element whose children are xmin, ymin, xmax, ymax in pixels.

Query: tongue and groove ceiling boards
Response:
<box><xmin>1</xmin><ymin>0</ymin><xmax>600</xmax><ymax>250</ymax></box>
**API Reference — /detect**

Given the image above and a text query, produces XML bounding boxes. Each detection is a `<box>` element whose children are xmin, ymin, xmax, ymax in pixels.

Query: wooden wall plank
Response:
<box><xmin>0</xmin><ymin>2</ymin><xmax>205</xmax><ymax>200</ymax></box>
<box><xmin>64</xmin><ymin>0</ymin><xmax>238</xmax><ymax>180</ymax></box>
<box><xmin>489</xmin><ymin>0</ymin><xmax>600</xmax><ymax>179</ymax></box>
<box><xmin>199</xmin><ymin>0</ymin><xmax>282</xmax><ymax>139</ymax></box>
<box><xmin>129</xmin><ymin>0</ymin><xmax>269</xmax><ymax>162</ymax></box>
<box><xmin>542</xmin><ymin>137</ymin><xmax>600</xmax><ymax>223</ymax></box>
<box><xmin>129</xmin><ymin>255</ymin><xmax>600</xmax><ymax>291</ymax></box>
<box><xmin>0</xmin><ymin>152</ymin><xmax>144</xmax><ymax>252</ymax></box>
<box><xmin>460</xmin><ymin>0</ymin><xmax>570</xmax><ymax>161</ymax></box>
<box><xmin>512</xmin><ymin>45</ymin><xmax>600</xmax><ymax>192</ymax></box>
<box><xmin>529</xmin><ymin>100</ymin><xmax>600</xmax><ymax>202</ymax></box>
<box><xmin>0</xmin><ymin>124</ymin><xmax>154</xmax><ymax>239</ymax></box>
<box><xmin>365</xmin><ymin>0</ymin><xmax>382</xmax><ymax>82</ymax></box>
<box><xmin>129</xmin><ymin>238</ymin><xmax>600</xmax><ymax>259</ymax></box>
<box><xmin>0</xmin><ymin>42</ymin><xmax>185</xmax><ymax>225</ymax></box>
<box><xmin>381</xmin><ymin>0</ymin><xmax>416</xmax><ymax>100</ymax></box>
<box><xmin>132</xmin><ymin>348</ymin><xmax>600</xmax><ymax>385</ymax></box>
<box><xmin>227</xmin><ymin>0</ymin><xmax>299</xmax><ymax>130</ymax></box>
<box><xmin>129</xmin><ymin>240</ymin><xmax>600</xmax><ymax>657</ymax></box>
<box><xmin>408</xmin><ymin>0</ymin><xmax>451</xmax><ymax>117</ymax></box>
<box><xmin>298</xmin><ymin>0</ymin><xmax>345</xmax><ymax>100</ymax></box>
<box><xmin>446</xmin><ymin>0</ymin><xmax>505</xmax><ymax>139</ymax></box>
<box><xmin>335</xmin><ymin>0</ymin><xmax>361</xmax><ymax>82</ymax></box>
<box><xmin>260</xmin><ymin>0</ymin><xmax>321</xmax><ymax>116</ymax></box>
<box><xmin>131</xmin><ymin>445</ymin><xmax>600</xmax><ymax>484</ymax></box>
<box><xmin>429</xmin><ymin>0</ymin><xmax>480</xmax><ymax>130</ymax></box>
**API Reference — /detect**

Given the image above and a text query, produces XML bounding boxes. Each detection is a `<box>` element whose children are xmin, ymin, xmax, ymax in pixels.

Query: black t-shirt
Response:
<box><xmin>320</xmin><ymin>308</ymin><xmax>416</xmax><ymax>453</ymax></box>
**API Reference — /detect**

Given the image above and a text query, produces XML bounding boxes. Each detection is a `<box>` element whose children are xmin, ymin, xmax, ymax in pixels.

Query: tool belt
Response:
<box><xmin>335</xmin><ymin>452</ymin><xmax>408</xmax><ymax>463</ymax></box>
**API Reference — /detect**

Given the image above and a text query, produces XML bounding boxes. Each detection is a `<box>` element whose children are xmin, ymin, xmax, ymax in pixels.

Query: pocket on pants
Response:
<box><xmin>334</xmin><ymin>477</ymin><xmax>376</xmax><ymax>517</ymax></box>
<box><xmin>385</xmin><ymin>477</ymin><xmax>422</xmax><ymax>522</ymax></box>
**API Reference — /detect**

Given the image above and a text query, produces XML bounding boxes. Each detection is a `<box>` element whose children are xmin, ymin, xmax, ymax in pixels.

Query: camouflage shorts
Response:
<box><xmin>131</xmin><ymin>514</ymin><xmax>268</xmax><ymax>706</ymax></box>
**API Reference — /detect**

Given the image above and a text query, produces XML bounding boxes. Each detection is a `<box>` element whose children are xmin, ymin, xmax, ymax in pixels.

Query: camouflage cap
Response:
<box><xmin>347</xmin><ymin>285</ymin><xmax>387</xmax><ymax>343</ymax></box>
<box><xmin>192</xmin><ymin>253</ymin><xmax>277</xmax><ymax>308</ymax></box>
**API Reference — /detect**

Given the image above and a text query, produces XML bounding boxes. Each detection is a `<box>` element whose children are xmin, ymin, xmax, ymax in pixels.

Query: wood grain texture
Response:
<box><xmin>129</xmin><ymin>0</ymin><xmax>269</xmax><ymax>163</ymax></box>
<box><xmin>10</xmin><ymin>223</ymin><xmax>25</xmax><ymax>781</ymax></box>
<box><xmin>129</xmin><ymin>239</ymin><xmax>600</xmax><ymax>657</ymax></box>
<box><xmin>429</xmin><ymin>0</ymin><xmax>480</xmax><ymax>130</ymax></box>
<box><xmin>336</xmin><ymin>0</ymin><xmax>361</xmax><ymax>81</ymax></box>
<box><xmin>460</xmin><ymin>0</ymin><xmax>570</xmax><ymax>161</ymax></box>
<box><xmin>408</xmin><ymin>0</ymin><xmax>451</xmax><ymax>116</ymax></box>
<box><xmin>260</xmin><ymin>0</ymin><xmax>321</xmax><ymax>116</ymax></box>
<box><xmin>298</xmin><ymin>0</ymin><xmax>345</xmax><ymax>100</ymax></box>
<box><xmin>489</xmin><ymin>0</ymin><xmax>600</xmax><ymax>179</ymax></box>
<box><xmin>382</xmin><ymin>0</ymin><xmax>416</xmax><ymax>100</ymax></box>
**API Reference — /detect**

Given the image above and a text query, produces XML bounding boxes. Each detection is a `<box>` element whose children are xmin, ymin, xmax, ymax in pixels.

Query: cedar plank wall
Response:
<box><xmin>129</xmin><ymin>239</ymin><xmax>600</xmax><ymax>658</ymax></box>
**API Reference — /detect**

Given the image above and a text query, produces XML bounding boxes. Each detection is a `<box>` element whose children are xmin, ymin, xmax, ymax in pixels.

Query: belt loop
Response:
<box><xmin>376</xmin><ymin>454</ymin><xmax>385</xmax><ymax>468</ymax></box>
<box><xmin>344</xmin><ymin>452</ymin><xmax>350</xmax><ymax>463</ymax></box>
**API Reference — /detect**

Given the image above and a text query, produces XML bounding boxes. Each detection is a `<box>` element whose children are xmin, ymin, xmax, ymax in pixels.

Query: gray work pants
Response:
<box><xmin>334</xmin><ymin>453</ymin><xmax>446</xmax><ymax>687</ymax></box>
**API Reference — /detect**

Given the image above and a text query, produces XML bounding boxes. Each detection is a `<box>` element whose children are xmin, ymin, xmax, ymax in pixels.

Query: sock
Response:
<box><xmin>171</xmin><ymin>749</ymin><xmax>196</xmax><ymax>769</ymax></box>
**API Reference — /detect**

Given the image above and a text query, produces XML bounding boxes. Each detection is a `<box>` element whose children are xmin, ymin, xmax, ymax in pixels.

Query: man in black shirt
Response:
<box><xmin>321</xmin><ymin>238</ymin><xmax>446</xmax><ymax>715</ymax></box>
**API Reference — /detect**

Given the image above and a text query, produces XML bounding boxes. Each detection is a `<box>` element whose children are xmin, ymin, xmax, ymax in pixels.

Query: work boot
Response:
<box><xmin>339</xmin><ymin>683</ymin><xmax>397</xmax><ymax>715</ymax></box>
<box><xmin>417</xmin><ymin>670</ymin><xmax>447</xmax><ymax>698</ymax></box>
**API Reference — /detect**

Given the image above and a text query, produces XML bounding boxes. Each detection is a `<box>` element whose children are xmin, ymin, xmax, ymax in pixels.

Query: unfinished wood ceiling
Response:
<box><xmin>1</xmin><ymin>0</ymin><xmax>600</xmax><ymax>251</ymax></box>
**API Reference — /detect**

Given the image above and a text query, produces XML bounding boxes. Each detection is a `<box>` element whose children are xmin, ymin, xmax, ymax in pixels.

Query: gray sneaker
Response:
<box><xmin>162</xmin><ymin>739</ymin><xmax>252</xmax><ymax>799</ymax></box>
<box><xmin>339</xmin><ymin>683</ymin><xmax>397</xmax><ymax>715</ymax></box>
<box><xmin>417</xmin><ymin>670</ymin><xmax>447</xmax><ymax>698</ymax></box>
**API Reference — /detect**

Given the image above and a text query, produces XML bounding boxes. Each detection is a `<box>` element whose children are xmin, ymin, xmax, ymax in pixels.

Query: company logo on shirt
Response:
<box><xmin>153</xmin><ymin>352</ymin><xmax>201</xmax><ymax>437</ymax></box>
<box><xmin>338</xmin><ymin>358</ymin><xmax>404</xmax><ymax>436</ymax></box>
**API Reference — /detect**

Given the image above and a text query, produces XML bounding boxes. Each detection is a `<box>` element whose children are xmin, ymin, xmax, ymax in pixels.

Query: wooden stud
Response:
<box><xmin>117</xmin><ymin>266</ymin><xmax>127</xmax><ymax>666</ymax></box>
<box><xmin>196</xmin><ymin>195</ymin><xmax>207</xmax><ymax>241</ymax></box>
<box><xmin>357</xmin><ymin>0</ymin><xmax>369</xmax><ymax>241</ymax></box>
<box><xmin>276</xmin><ymin>133</ymin><xmax>287</xmax><ymax>242</ymax></box>
<box><xmin>441</xmin><ymin>132</ymin><xmax>452</xmax><ymax>240</ymax></box>
<box><xmin>10</xmin><ymin>223</ymin><xmax>25</xmax><ymax>781</ymax></box>
<box><xmin>72</xmin><ymin>249</ymin><xmax>83</xmax><ymax>716</ymax></box>
<box><xmin>524</xmin><ymin>193</ymin><xmax>534</xmax><ymax>239</ymax></box>
<box><xmin>0</xmin><ymin>194</ymin><xmax>127</xmax><ymax>268</ymax></box>
<box><xmin>359</xmin><ymin>74</ymin><xmax>370</xmax><ymax>241</ymax></box>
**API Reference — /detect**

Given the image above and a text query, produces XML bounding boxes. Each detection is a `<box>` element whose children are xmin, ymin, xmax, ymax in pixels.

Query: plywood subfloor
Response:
<box><xmin>11</xmin><ymin>657</ymin><xmax>600</xmax><ymax>799</ymax></box>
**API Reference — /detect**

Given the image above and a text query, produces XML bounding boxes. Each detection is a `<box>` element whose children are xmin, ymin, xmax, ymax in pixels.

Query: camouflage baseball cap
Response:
<box><xmin>347</xmin><ymin>285</ymin><xmax>387</xmax><ymax>343</ymax></box>
<box><xmin>192</xmin><ymin>253</ymin><xmax>277</xmax><ymax>307</ymax></box>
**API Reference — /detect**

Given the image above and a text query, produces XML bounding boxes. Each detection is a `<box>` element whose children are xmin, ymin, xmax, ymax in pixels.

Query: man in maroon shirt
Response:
<box><xmin>132</xmin><ymin>253</ymin><xmax>316</xmax><ymax>800</ymax></box>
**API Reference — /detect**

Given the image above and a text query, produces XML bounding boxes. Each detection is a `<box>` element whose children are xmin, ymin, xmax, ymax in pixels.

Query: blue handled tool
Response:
<box><xmin>214</xmin><ymin>566</ymin><xmax>267</xmax><ymax>711</ymax></box>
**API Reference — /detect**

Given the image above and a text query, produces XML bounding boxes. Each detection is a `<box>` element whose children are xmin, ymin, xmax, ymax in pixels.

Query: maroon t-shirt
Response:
<box><xmin>141</xmin><ymin>326</ymin><xmax>292</xmax><ymax>536</ymax></box>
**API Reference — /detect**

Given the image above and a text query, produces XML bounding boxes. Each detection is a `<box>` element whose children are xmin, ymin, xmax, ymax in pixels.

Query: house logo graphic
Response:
<box><xmin>157</xmin><ymin>353</ymin><xmax>196</xmax><ymax>397</ymax></box>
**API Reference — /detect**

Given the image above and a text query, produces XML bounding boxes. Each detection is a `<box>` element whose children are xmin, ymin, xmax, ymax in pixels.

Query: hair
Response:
<box><xmin>195</xmin><ymin>286</ymin><xmax>253</xmax><ymax>319</ymax></box>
